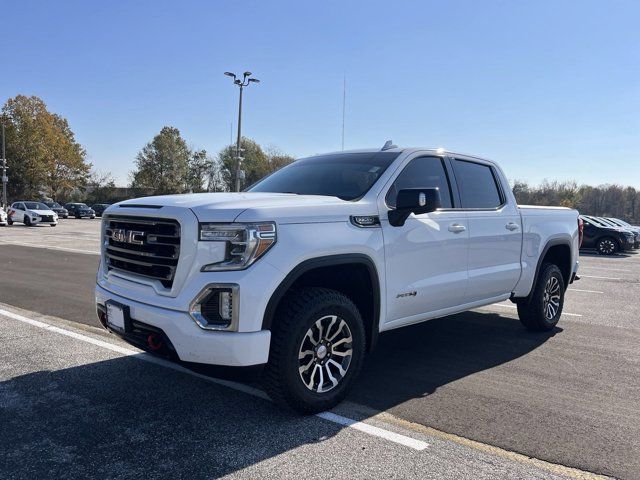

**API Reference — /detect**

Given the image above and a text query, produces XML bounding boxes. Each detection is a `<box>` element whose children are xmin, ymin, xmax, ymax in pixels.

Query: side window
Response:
<box><xmin>386</xmin><ymin>156</ymin><xmax>453</xmax><ymax>209</ymax></box>
<box><xmin>452</xmin><ymin>159</ymin><xmax>503</xmax><ymax>209</ymax></box>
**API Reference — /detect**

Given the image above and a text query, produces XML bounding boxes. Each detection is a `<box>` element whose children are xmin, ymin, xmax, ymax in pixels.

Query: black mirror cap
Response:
<box><xmin>389</xmin><ymin>188</ymin><xmax>442</xmax><ymax>227</ymax></box>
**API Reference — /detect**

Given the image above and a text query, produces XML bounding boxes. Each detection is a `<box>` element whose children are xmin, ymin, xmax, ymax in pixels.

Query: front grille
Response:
<box><xmin>104</xmin><ymin>215</ymin><xmax>180</xmax><ymax>288</ymax></box>
<box><xmin>40</xmin><ymin>215</ymin><xmax>54</xmax><ymax>222</ymax></box>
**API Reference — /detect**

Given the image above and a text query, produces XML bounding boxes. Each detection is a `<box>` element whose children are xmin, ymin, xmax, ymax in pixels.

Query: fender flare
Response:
<box><xmin>522</xmin><ymin>237</ymin><xmax>573</xmax><ymax>302</ymax></box>
<box><xmin>262</xmin><ymin>253</ymin><xmax>381</xmax><ymax>351</ymax></box>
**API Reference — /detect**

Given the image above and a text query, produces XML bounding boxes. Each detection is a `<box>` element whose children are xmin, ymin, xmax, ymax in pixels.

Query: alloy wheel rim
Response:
<box><xmin>542</xmin><ymin>276</ymin><xmax>561</xmax><ymax>321</ymax></box>
<box><xmin>599</xmin><ymin>239</ymin><xmax>615</xmax><ymax>254</ymax></box>
<box><xmin>298</xmin><ymin>315</ymin><xmax>353</xmax><ymax>393</ymax></box>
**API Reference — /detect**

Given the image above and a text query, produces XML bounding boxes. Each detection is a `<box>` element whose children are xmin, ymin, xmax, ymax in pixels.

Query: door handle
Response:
<box><xmin>448</xmin><ymin>223</ymin><xmax>466</xmax><ymax>233</ymax></box>
<box><xmin>506</xmin><ymin>222</ymin><xmax>520</xmax><ymax>231</ymax></box>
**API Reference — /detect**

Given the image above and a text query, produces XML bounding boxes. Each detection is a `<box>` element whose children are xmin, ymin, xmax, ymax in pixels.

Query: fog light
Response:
<box><xmin>189</xmin><ymin>284</ymin><xmax>239</xmax><ymax>331</ymax></box>
<box><xmin>219</xmin><ymin>291</ymin><xmax>232</xmax><ymax>321</ymax></box>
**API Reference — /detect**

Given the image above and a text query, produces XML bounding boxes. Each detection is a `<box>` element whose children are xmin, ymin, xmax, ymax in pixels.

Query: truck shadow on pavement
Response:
<box><xmin>351</xmin><ymin>311</ymin><xmax>561</xmax><ymax>410</ymax></box>
<box><xmin>0</xmin><ymin>311</ymin><xmax>559</xmax><ymax>479</ymax></box>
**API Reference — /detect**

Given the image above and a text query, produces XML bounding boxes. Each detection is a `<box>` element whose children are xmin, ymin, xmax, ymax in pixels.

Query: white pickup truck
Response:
<box><xmin>96</xmin><ymin>145</ymin><xmax>580</xmax><ymax>413</ymax></box>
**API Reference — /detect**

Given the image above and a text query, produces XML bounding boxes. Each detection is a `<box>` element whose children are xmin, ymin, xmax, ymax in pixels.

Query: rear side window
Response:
<box><xmin>386</xmin><ymin>156</ymin><xmax>453</xmax><ymax>208</ymax></box>
<box><xmin>452</xmin><ymin>159</ymin><xmax>502</xmax><ymax>209</ymax></box>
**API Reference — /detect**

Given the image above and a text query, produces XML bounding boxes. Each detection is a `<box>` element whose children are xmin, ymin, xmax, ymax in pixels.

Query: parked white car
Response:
<box><xmin>0</xmin><ymin>207</ymin><xmax>7</xmax><ymax>226</ymax></box>
<box><xmin>96</xmin><ymin>145</ymin><xmax>580</xmax><ymax>413</ymax></box>
<box><xmin>8</xmin><ymin>201</ymin><xmax>58</xmax><ymax>226</ymax></box>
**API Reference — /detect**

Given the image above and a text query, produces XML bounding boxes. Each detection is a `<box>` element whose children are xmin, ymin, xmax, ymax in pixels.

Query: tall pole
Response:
<box><xmin>235</xmin><ymin>85</ymin><xmax>244</xmax><ymax>193</ymax></box>
<box><xmin>1</xmin><ymin>123</ymin><xmax>7</xmax><ymax>208</ymax></box>
<box><xmin>341</xmin><ymin>75</ymin><xmax>346</xmax><ymax>151</ymax></box>
<box><xmin>224</xmin><ymin>71</ymin><xmax>259</xmax><ymax>193</ymax></box>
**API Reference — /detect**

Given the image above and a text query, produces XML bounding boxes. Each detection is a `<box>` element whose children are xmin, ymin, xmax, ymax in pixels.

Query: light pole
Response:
<box><xmin>224</xmin><ymin>71</ymin><xmax>260</xmax><ymax>192</ymax></box>
<box><xmin>1</xmin><ymin>123</ymin><xmax>7</xmax><ymax>208</ymax></box>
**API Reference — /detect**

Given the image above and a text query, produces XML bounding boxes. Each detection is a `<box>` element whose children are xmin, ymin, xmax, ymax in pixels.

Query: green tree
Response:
<box><xmin>1</xmin><ymin>95</ymin><xmax>90</xmax><ymax>200</ymax></box>
<box><xmin>185</xmin><ymin>149</ymin><xmax>213</xmax><ymax>193</ymax></box>
<box><xmin>130</xmin><ymin>126</ymin><xmax>191</xmax><ymax>194</ymax></box>
<box><xmin>218</xmin><ymin>138</ymin><xmax>294</xmax><ymax>190</ymax></box>
<box><xmin>85</xmin><ymin>170</ymin><xmax>117</xmax><ymax>204</ymax></box>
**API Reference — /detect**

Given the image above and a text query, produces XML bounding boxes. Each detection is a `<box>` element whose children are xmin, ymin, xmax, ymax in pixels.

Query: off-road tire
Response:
<box><xmin>517</xmin><ymin>263</ymin><xmax>565</xmax><ymax>331</ymax></box>
<box><xmin>263</xmin><ymin>287</ymin><xmax>366</xmax><ymax>414</ymax></box>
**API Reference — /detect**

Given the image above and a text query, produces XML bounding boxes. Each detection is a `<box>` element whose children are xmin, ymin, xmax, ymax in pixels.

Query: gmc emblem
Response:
<box><xmin>110</xmin><ymin>229</ymin><xmax>145</xmax><ymax>245</ymax></box>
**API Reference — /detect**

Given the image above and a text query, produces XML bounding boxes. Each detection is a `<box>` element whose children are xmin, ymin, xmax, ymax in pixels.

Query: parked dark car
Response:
<box><xmin>43</xmin><ymin>201</ymin><xmax>69</xmax><ymax>219</ymax></box>
<box><xmin>579</xmin><ymin>215</ymin><xmax>635</xmax><ymax>255</ymax></box>
<box><xmin>64</xmin><ymin>202</ymin><xmax>96</xmax><ymax>219</ymax></box>
<box><xmin>91</xmin><ymin>203</ymin><xmax>111</xmax><ymax>217</ymax></box>
<box><xmin>605</xmin><ymin>217</ymin><xmax>640</xmax><ymax>248</ymax></box>
<box><xmin>583</xmin><ymin>215</ymin><xmax>639</xmax><ymax>249</ymax></box>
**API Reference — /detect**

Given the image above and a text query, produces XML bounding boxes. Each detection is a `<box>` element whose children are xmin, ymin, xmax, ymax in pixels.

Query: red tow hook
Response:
<box><xmin>147</xmin><ymin>333</ymin><xmax>163</xmax><ymax>351</ymax></box>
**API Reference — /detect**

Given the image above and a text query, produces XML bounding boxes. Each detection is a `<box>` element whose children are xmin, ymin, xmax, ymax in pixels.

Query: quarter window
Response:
<box><xmin>386</xmin><ymin>156</ymin><xmax>453</xmax><ymax>208</ymax></box>
<box><xmin>452</xmin><ymin>159</ymin><xmax>502</xmax><ymax>209</ymax></box>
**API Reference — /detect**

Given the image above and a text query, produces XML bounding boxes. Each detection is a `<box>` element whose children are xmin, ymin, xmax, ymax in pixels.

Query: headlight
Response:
<box><xmin>199</xmin><ymin>222</ymin><xmax>276</xmax><ymax>271</ymax></box>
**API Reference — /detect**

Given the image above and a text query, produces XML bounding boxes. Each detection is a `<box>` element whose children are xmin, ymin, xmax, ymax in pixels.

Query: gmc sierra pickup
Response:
<box><xmin>96</xmin><ymin>146</ymin><xmax>580</xmax><ymax>413</ymax></box>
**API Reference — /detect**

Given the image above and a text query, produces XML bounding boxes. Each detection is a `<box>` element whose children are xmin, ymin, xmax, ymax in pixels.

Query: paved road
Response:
<box><xmin>0</xmin><ymin>307</ymin><xmax>595</xmax><ymax>480</ymax></box>
<box><xmin>1</xmin><ymin>224</ymin><xmax>638</xmax><ymax>478</ymax></box>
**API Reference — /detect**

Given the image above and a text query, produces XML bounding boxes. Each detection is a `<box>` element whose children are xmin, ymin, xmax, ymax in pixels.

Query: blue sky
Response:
<box><xmin>1</xmin><ymin>0</ymin><xmax>639</xmax><ymax>186</ymax></box>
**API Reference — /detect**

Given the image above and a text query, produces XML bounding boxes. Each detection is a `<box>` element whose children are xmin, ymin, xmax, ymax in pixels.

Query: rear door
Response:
<box><xmin>380</xmin><ymin>154</ymin><xmax>469</xmax><ymax>327</ymax></box>
<box><xmin>12</xmin><ymin>203</ymin><xmax>25</xmax><ymax>222</ymax></box>
<box><xmin>450</xmin><ymin>158</ymin><xmax>522</xmax><ymax>302</ymax></box>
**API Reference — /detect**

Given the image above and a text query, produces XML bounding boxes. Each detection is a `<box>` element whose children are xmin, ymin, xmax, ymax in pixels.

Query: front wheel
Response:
<box><xmin>263</xmin><ymin>287</ymin><xmax>365</xmax><ymax>414</ymax></box>
<box><xmin>597</xmin><ymin>237</ymin><xmax>618</xmax><ymax>255</ymax></box>
<box><xmin>517</xmin><ymin>263</ymin><xmax>565</xmax><ymax>331</ymax></box>
<box><xmin>24</xmin><ymin>216</ymin><xmax>32</xmax><ymax>227</ymax></box>
<box><xmin>7</xmin><ymin>217</ymin><xmax>13</xmax><ymax>226</ymax></box>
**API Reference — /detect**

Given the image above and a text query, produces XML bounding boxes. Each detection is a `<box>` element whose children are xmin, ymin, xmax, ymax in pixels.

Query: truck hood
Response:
<box><xmin>115</xmin><ymin>192</ymin><xmax>373</xmax><ymax>224</ymax></box>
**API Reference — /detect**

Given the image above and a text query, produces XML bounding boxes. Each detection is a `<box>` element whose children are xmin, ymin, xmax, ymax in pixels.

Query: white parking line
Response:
<box><xmin>581</xmin><ymin>266</ymin><xmax>631</xmax><ymax>272</ymax></box>
<box><xmin>491</xmin><ymin>303</ymin><xmax>582</xmax><ymax>317</ymax></box>
<box><xmin>0</xmin><ymin>307</ymin><xmax>428</xmax><ymax>452</ymax></box>
<box><xmin>569</xmin><ymin>288</ymin><xmax>603</xmax><ymax>294</ymax></box>
<box><xmin>580</xmin><ymin>275</ymin><xmax>622</xmax><ymax>281</ymax></box>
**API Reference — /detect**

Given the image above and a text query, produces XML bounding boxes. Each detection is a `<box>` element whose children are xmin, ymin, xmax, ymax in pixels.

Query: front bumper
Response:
<box><xmin>95</xmin><ymin>284</ymin><xmax>271</xmax><ymax>366</ymax></box>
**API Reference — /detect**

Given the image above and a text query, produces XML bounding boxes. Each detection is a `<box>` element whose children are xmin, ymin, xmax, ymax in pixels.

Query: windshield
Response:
<box><xmin>587</xmin><ymin>216</ymin><xmax>615</xmax><ymax>228</ymax></box>
<box><xmin>248</xmin><ymin>152</ymin><xmax>401</xmax><ymax>200</ymax></box>
<box><xmin>45</xmin><ymin>202</ymin><xmax>61</xmax><ymax>208</ymax></box>
<box><xmin>73</xmin><ymin>203</ymin><xmax>89</xmax><ymax>208</ymax></box>
<box><xmin>24</xmin><ymin>202</ymin><xmax>49</xmax><ymax>210</ymax></box>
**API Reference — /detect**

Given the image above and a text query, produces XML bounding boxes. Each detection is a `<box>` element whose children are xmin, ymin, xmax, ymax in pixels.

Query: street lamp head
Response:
<box><xmin>224</xmin><ymin>72</ymin><xmax>236</xmax><ymax>78</ymax></box>
<box><xmin>243</xmin><ymin>71</ymin><xmax>252</xmax><ymax>77</ymax></box>
<box><xmin>248</xmin><ymin>78</ymin><xmax>260</xmax><ymax>83</ymax></box>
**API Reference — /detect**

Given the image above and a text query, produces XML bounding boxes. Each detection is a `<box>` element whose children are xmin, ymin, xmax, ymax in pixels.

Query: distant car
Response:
<box><xmin>0</xmin><ymin>207</ymin><xmax>7</xmax><ymax>226</ymax></box>
<box><xmin>591</xmin><ymin>216</ymin><xmax>640</xmax><ymax>249</ymax></box>
<box><xmin>64</xmin><ymin>202</ymin><xmax>96</xmax><ymax>219</ymax></box>
<box><xmin>43</xmin><ymin>201</ymin><xmax>69</xmax><ymax>219</ymax></box>
<box><xmin>606</xmin><ymin>217</ymin><xmax>640</xmax><ymax>248</ymax></box>
<box><xmin>91</xmin><ymin>203</ymin><xmax>111</xmax><ymax>217</ymax></box>
<box><xmin>579</xmin><ymin>215</ymin><xmax>635</xmax><ymax>254</ymax></box>
<box><xmin>7</xmin><ymin>201</ymin><xmax>58</xmax><ymax>227</ymax></box>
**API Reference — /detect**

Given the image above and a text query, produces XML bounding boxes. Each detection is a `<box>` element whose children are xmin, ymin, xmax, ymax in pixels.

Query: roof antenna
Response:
<box><xmin>381</xmin><ymin>140</ymin><xmax>397</xmax><ymax>151</ymax></box>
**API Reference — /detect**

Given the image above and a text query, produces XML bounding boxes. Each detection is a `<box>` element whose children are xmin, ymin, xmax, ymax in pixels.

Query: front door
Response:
<box><xmin>380</xmin><ymin>155</ymin><xmax>469</xmax><ymax>328</ymax></box>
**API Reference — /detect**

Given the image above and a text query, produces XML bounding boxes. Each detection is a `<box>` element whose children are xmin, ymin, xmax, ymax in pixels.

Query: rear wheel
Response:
<box><xmin>517</xmin><ymin>263</ymin><xmax>565</xmax><ymax>331</ymax></box>
<box><xmin>50</xmin><ymin>224</ymin><xmax>56</xmax><ymax>227</ymax></box>
<box><xmin>596</xmin><ymin>237</ymin><xmax>618</xmax><ymax>255</ymax></box>
<box><xmin>263</xmin><ymin>287</ymin><xmax>365</xmax><ymax>414</ymax></box>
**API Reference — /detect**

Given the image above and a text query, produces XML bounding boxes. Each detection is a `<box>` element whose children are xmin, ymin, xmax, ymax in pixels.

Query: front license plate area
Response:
<box><xmin>106</xmin><ymin>302</ymin><xmax>127</xmax><ymax>332</ymax></box>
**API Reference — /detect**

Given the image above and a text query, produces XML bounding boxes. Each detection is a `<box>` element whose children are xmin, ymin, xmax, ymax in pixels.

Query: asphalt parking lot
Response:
<box><xmin>1</xmin><ymin>220</ymin><xmax>639</xmax><ymax>479</ymax></box>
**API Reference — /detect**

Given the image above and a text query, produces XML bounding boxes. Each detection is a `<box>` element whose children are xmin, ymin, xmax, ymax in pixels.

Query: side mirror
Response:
<box><xmin>388</xmin><ymin>188</ymin><xmax>441</xmax><ymax>227</ymax></box>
